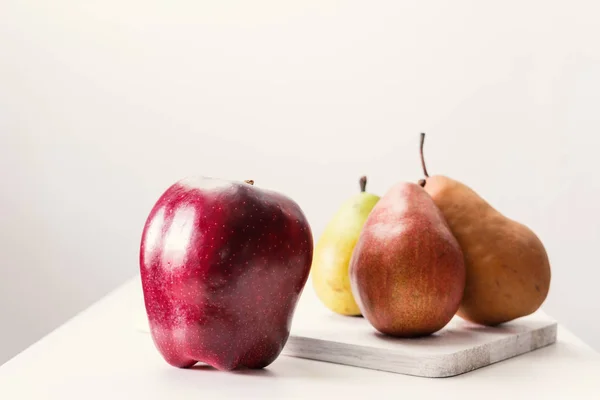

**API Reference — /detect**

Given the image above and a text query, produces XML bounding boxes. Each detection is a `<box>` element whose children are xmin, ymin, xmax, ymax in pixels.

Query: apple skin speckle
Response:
<box><xmin>139</xmin><ymin>177</ymin><xmax>313</xmax><ymax>371</ymax></box>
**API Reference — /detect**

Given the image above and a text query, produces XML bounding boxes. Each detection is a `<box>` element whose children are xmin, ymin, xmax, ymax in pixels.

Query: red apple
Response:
<box><xmin>139</xmin><ymin>177</ymin><xmax>313</xmax><ymax>370</ymax></box>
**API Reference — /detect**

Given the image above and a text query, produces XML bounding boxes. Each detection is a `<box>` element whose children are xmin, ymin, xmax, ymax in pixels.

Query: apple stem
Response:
<box><xmin>359</xmin><ymin>176</ymin><xmax>367</xmax><ymax>192</ymax></box>
<box><xmin>244</xmin><ymin>180</ymin><xmax>255</xmax><ymax>185</ymax></box>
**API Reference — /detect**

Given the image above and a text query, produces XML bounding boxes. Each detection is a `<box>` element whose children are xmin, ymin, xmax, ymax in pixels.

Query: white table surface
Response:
<box><xmin>1</xmin><ymin>276</ymin><xmax>599</xmax><ymax>399</ymax></box>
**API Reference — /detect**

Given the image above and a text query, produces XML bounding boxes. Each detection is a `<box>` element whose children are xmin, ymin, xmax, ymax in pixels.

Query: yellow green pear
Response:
<box><xmin>311</xmin><ymin>176</ymin><xmax>380</xmax><ymax>316</ymax></box>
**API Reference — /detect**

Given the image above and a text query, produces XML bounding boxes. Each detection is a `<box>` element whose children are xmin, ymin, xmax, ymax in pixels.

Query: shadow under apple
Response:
<box><xmin>187</xmin><ymin>363</ymin><xmax>277</xmax><ymax>377</ymax></box>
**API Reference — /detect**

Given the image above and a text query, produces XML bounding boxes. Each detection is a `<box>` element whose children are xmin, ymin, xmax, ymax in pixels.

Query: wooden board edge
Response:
<box><xmin>431</xmin><ymin>321</ymin><xmax>558</xmax><ymax>377</ymax></box>
<box><xmin>282</xmin><ymin>336</ymin><xmax>433</xmax><ymax>377</ymax></box>
<box><xmin>282</xmin><ymin>321</ymin><xmax>558</xmax><ymax>378</ymax></box>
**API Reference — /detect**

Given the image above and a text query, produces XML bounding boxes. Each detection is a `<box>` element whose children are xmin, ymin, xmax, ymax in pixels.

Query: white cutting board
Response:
<box><xmin>282</xmin><ymin>286</ymin><xmax>557</xmax><ymax>378</ymax></box>
<box><xmin>133</xmin><ymin>281</ymin><xmax>557</xmax><ymax>378</ymax></box>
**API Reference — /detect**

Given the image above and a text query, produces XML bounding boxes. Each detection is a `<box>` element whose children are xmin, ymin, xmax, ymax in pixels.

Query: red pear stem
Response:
<box><xmin>244</xmin><ymin>180</ymin><xmax>255</xmax><ymax>185</ymax></box>
<box><xmin>359</xmin><ymin>176</ymin><xmax>367</xmax><ymax>192</ymax></box>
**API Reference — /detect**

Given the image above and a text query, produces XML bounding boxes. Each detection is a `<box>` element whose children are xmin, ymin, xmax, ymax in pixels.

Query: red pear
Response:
<box><xmin>349</xmin><ymin>182</ymin><xmax>465</xmax><ymax>337</ymax></box>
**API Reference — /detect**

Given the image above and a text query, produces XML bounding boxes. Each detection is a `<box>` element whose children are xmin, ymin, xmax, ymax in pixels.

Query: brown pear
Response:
<box><xmin>418</xmin><ymin>133</ymin><xmax>551</xmax><ymax>326</ymax></box>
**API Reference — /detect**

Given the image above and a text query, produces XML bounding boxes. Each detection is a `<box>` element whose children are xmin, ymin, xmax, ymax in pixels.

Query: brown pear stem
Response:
<box><xmin>359</xmin><ymin>176</ymin><xmax>367</xmax><ymax>192</ymax></box>
<box><xmin>420</xmin><ymin>133</ymin><xmax>429</xmax><ymax>179</ymax></box>
<box><xmin>418</xmin><ymin>133</ymin><xmax>430</xmax><ymax>188</ymax></box>
<box><xmin>244</xmin><ymin>180</ymin><xmax>255</xmax><ymax>185</ymax></box>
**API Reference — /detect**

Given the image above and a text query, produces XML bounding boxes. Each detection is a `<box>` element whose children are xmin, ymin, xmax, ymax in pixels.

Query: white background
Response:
<box><xmin>1</xmin><ymin>1</ymin><xmax>599</xmax><ymax>364</ymax></box>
